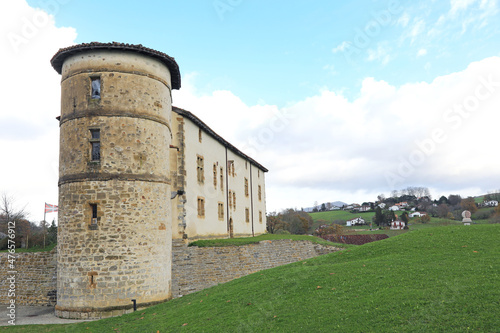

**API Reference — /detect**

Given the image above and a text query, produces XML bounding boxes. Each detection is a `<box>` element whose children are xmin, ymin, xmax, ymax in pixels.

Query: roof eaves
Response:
<box><xmin>172</xmin><ymin>106</ymin><xmax>268</xmax><ymax>172</ymax></box>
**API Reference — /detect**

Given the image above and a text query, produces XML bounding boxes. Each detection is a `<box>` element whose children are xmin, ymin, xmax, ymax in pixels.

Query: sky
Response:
<box><xmin>1</xmin><ymin>0</ymin><xmax>500</xmax><ymax>222</ymax></box>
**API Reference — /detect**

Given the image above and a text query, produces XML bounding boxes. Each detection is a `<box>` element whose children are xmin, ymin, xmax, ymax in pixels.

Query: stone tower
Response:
<box><xmin>50</xmin><ymin>42</ymin><xmax>181</xmax><ymax>319</ymax></box>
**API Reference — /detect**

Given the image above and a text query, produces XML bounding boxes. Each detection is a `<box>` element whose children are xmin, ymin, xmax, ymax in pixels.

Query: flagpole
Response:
<box><xmin>43</xmin><ymin>203</ymin><xmax>46</xmax><ymax>248</ymax></box>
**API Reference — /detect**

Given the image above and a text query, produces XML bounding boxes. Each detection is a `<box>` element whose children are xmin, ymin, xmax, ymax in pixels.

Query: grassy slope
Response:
<box><xmin>11</xmin><ymin>224</ymin><xmax>499</xmax><ymax>332</ymax></box>
<box><xmin>189</xmin><ymin>234</ymin><xmax>348</xmax><ymax>248</ymax></box>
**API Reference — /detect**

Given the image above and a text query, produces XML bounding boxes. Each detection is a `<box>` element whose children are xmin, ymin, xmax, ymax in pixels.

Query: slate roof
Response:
<box><xmin>173</xmin><ymin>106</ymin><xmax>268</xmax><ymax>172</ymax></box>
<box><xmin>50</xmin><ymin>42</ymin><xmax>181</xmax><ymax>89</ymax></box>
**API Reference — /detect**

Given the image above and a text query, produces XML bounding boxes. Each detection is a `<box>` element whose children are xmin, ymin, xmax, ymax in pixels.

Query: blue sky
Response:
<box><xmin>2</xmin><ymin>0</ymin><xmax>500</xmax><ymax>221</ymax></box>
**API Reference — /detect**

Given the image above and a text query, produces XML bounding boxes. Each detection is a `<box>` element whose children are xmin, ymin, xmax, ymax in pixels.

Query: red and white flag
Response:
<box><xmin>45</xmin><ymin>203</ymin><xmax>58</xmax><ymax>213</ymax></box>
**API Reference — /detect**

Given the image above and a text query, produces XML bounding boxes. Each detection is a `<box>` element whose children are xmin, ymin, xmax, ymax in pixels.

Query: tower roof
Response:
<box><xmin>50</xmin><ymin>42</ymin><xmax>181</xmax><ymax>89</ymax></box>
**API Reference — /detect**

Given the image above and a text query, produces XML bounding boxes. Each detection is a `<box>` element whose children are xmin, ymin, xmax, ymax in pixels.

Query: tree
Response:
<box><xmin>0</xmin><ymin>193</ymin><xmax>27</xmax><ymax>223</ymax></box>
<box><xmin>460</xmin><ymin>197</ymin><xmax>478</xmax><ymax>214</ymax></box>
<box><xmin>373</xmin><ymin>207</ymin><xmax>385</xmax><ymax>226</ymax></box>
<box><xmin>485</xmin><ymin>191</ymin><xmax>500</xmax><ymax>202</ymax></box>
<box><xmin>419</xmin><ymin>214</ymin><xmax>431</xmax><ymax>223</ymax></box>
<box><xmin>401</xmin><ymin>211</ymin><xmax>409</xmax><ymax>223</ymax></box>
<box><xmin>321</xmin><ymin>203</ymin><xmax>326</xmax><ymax>212</ymax></box>
<box><xmin>47</xmin><ymin>219</ymin><xmax>57</xmax><ymax>245</ymax></box>
<box><xmin>377</xmin><ymin>194</ymin><xmax>385</xmax><ymax>203</ymax></box>
<box><xmin>266</xmin><ymin>212</ymin><xmax>287</xmax><ymax>234</ymax></box>
<box><xmin>437</xmin><ymin>204</ymin><xmax>450</xmax><ymax>218</ymax></box>
<box><xmin>438</xmin><ymin>196</ymin><xmax>449</xmax><ymax>205</ymax></box>
<box><xmin>448</xmin><ymin>194</ymin><xmax>462</xmax><ymax>207</ymax></box>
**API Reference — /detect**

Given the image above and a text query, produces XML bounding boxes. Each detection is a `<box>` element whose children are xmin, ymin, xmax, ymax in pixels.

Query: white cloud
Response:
<box><xmin>174</xmin><ymin>57</ymin><xmax>500</xmax><ymax>211</ymax></box>
<box><xmin>3</xmin><ymin>1</ymin><xmax>500</xmax><ymax>217</ymax></box>
<box><xmin>397</xmin><ymin>12</ymin><xmax>410</xmax><ymax>27</ymax></box>
<box><xmin>450</xmin><ymin>0</ymin><xmax>479</xmax><ymax>15</ymax></box>
<box><xmin>332</xmin><ymin>41</ymin><xmax>350</xmax><ymax>53</ymax></box>
<box><xmin>367</xmin><ymin>42</ymin><xmax>392</xmax><ymax>65</ymax></box>
<box><xmin>0</xmin><ymin>0</ymin><xmax>77</xmax><ymax>222</ymax></box>
<box><xmin>417</xmin><ymin>48</ymin><xmax>427</xmax><ymax>57</ymax></box>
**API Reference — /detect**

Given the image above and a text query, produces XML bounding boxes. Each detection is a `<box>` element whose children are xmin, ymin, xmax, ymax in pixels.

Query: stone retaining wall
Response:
<box><xmin>0</xmin><ymin>249</ymin><xmax>57</xmax><ymax>306</ymax></box>
<box><xmin>0</xmin><ymin>240</ymin><xmax>339</xmax><ymax>306</ymax></box>
<box><xmin>171</xmin><ymin>239</ymin><xmax>339</xmax><ymax>297</ymax></box>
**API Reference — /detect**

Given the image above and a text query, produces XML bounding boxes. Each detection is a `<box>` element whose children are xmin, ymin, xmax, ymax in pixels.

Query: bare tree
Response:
<box><xmin>0</xmin><ymin>193</ymin><xmax>27</xmax><ymax>223</ymax></box>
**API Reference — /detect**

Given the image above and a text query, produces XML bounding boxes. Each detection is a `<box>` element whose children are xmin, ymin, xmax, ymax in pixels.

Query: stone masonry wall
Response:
<box><xmin>0</xmin><ymin>249</ymin><xmax>57</xmax><ymax>306</ymax></box>
<box><xmin>171</xmin><ymin>239</ymin><xmax>340</xmax><ymax>297</ymax></box>
<box><xmin>0</xmin><ymin>240</ymin><xmax>339</xmax><ymax>306</ymax></box>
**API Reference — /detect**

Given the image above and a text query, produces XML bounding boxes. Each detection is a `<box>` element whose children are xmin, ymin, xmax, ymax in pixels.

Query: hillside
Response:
<box><xmin>12</xmin><ymin>224</ymin><xmax>499</xmax><ymax>332</ymax></box>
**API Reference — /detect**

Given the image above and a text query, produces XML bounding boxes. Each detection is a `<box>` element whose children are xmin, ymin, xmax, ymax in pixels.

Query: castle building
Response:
<box><xmin>50</xmin><ymin>42</ymin><xmax>267</xmax><ymax>319</ymax></box>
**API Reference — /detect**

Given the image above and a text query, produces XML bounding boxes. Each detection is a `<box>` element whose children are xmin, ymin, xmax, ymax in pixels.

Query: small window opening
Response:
<box><xmin>245</xmin><ymin>208</ymin><xmax>250</xmax><ymax>223</ymax></box>
<box><xmin>220</xmin><ymin>167</ymin><xmax>224</xmax><ymax>191</ymax></box>
<box><xmin>197</xmin><ymin>156</ymin><xmax>204</xmax><ymax>183</ymax></box>
<box><xmin>91</xmin><ymin>77</ymin><xmax>101</xmax><ymax>99</ymax></box>
<box><xmin>90</xmin><ymin>203</ymin><xmax>98</xmax><ymax>229</ymax></box>
<box><xmin>198</xmin><ymin>128</ymin><xmax>202</xmax><ymax>143</ymax></box>
<box><xmin>218</xmin><ymin>202</ymin><xmax>224</xmax><ymax>220</ymax></box>
<box><xmin>213</xmin><ymin>164</ymin><xmax>217</xmax><ymax>188</ymax></box>
<box><xmin>197</xmin><ymin>197</ymin><xmax>205</xmax><ymax>217</ymax></box>
<box><xmin>90</xmin><ymin>129</ymin><xmax>100</xmax><ymax>161</ymax></box>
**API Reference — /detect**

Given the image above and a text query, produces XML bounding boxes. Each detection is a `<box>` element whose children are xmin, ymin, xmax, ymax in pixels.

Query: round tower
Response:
<box><xmin>50</xmin><ymin>42</ymin><xmax>181</xmax><ymax>319</ymax></box>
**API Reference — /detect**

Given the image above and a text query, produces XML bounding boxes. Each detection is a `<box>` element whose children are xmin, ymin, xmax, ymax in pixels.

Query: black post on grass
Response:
<box><xmin>131</xmin><ymin>299</ymin><xmax>137</xmax><ymax>312</ymax></box>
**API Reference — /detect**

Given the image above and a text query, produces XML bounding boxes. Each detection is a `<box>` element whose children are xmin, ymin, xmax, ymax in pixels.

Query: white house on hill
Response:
<box><xmin>484</xmin><ymin>200</ymin><xmax>498</xmax><ymax>207</ymax></box>
<box><xmin>409</xmin><ymin>212</ymin><xmax>427</xmax><ymax>218</ymax></box>
<box><xmin>390</xmin><ymin>220</ymin><xmax>406</xmax><ymax>230</ymax></box>
<box><xmin>346</xmin><ymin>217</ymin><xmax>366</xmax><ymax>226</ymax></box>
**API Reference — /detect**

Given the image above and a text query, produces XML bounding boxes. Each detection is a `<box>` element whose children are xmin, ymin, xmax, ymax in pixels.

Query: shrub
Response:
<box><xmin>274</xmin><ymin>229</ymin><xmax>291</xmax><ymax>235</ymax></box>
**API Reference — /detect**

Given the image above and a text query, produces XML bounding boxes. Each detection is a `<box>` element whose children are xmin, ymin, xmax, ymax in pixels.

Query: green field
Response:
<box><xmin>189</xmin><ymin>233</ymin><xmax>350</xmax><ymax>248</ymax></box>
<box><xmin>11</xmin><ymin>224</ymin><xmax>499</xmax><ymax>332</ymax></box>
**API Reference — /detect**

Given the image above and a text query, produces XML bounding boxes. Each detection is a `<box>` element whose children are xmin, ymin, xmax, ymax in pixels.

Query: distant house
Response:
<box><xmin>330</xmin><ymin>205</ymin><xmax>341</xmax><ymax>210</ymax></box>
<box><xmin>396</xmin><ymin>201</ymin><xmax>408</xmax><ymax>207</ymax></box>
<box><xmin>389</xmin><ymin>205</ymin><xmax>400</xmax><ymax>211</ymax></box>
<box><xmin>378</xmin><ymin>203</ymin><xmax>386</xmax><ymax>209</ymax></box>
<box><xmin>390</xmin><ymin>220</ymin><xmax>406</xmax><ymax>230</ymax></box>
<box><xmin>409</xmin><ymin>212</ymin><xmax>427</xmax><ymax>218</ymax></box>
<box><xmin>484</xmin><ymin>200</ymin><xmax>498</xmax><ymax>207</ymax></box>
<box><xmin>359</xmin><ymin>205</ymin><xmax>371</xmax><ymax>212</ymax></box>
<box><xmin>346</xmin><ymin>217</ymin><xmax>366</xmax><ymax>226</ymax></box>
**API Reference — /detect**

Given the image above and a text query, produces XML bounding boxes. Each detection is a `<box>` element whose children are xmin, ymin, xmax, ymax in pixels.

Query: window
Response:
<box><xmin>91</xmin><ymin>77</ymin><xmax>101</xmax><ymax>99</ymax></box>
<box><xmin>245</xmin><ymin>161</ymin><xmax>248</xmax><ymax>169</ymax></box>
<box><xmin>233</xmin><ymin>192</ymin><xmax>236</xmax><ymax>211</ymax></box>
<box><xmin>220</xmin><ymin>167</ymin><xmax>224</xmax><ymax>191</ymax></box>
<box><xmin>90</xmin><ymin>203</ymin><xmax>98</xmax><ymax>229</ymax></box>
<box><xmin>245</xmin><ymin>208</ymin><xmax>250</xmax><ymax>223</ymax></box>
<box><xmin>198</xmin><ymin>128</ymin><xmax>202</xmax><ymax>143</ymax></box>
<box><xmin>197</xmin><ymin>155</ymin><xmax>204</xmax><ymax>184</ymax></box>
<box><xmin>244</xmin><ymin>178</ymin><xmax>249</xmax><ymax>197</ymax></box>
<box><xmin>213</xmin><ymin>164</ymin><xmax>217</xmax><ymax>188</ymax></box>
<box><xmin>258</xmin><ymin>185</ymin><xmax>262</xmax><ymax>201</ymax></box>
<box><xmin>228</xmin><ymin>190</ymin><xmax>233</xmax><ymax>209</ymax></box>
<box><xmin>218</xmin><ymin>202</ymin><xmax>224</xmax><ymax>220</ymax></box>
<box><xmin>259</xmin><ymin>211</ymin><xmax>263</xmax><ymax>223</ymax></box>
<box><xmin>197</xmin><ymin>197</ymin><xmax>205</xmax><ymax>217</ymax></box>
<box><xmin>90</xmin><ymin>129</ymin><xmax>100</xmax><ymax>161</ymax></box>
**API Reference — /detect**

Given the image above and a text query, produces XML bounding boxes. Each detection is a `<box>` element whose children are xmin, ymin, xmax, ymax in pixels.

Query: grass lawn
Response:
<box><xmin>189</xmin><ymin>234</ymin><xmax>348</xmax><ymax>248</ymax></box>
<box><xmin>0</xmin><ymin>243</ymin><xmax>56</xmax><ymax>253</ymax></box>
<box><xmin>10</xmin><ymin>224</ymin><xmax>499</xmax><ymax>332</ymax></box>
